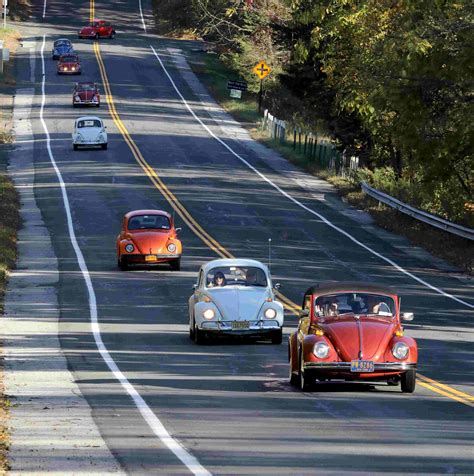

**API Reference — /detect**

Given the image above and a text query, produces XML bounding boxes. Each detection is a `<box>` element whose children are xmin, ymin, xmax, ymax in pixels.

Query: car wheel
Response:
<box><xmin>401</xmin><ymin>369</ymin><xmax>416</xmax><ymax>393</ymax></box>
<box><xmin>194</xmin><ymin>326</ymin><xmax>206</xmax><ymax>345</ymax></box>
<box><xmin>271</xmin><ymin>328</ymin><xmax>283</xmax><ymax>345</ymax></box>
<box><xmin>101</xmin><ymin>143</ymin><xmax>108</xmax><ymax>150</ymax></box>
<box><xmin>289</xmin><ymin>345</ymin><xmax>299</xmax><ymax>387</ymax></box>
<box><xmin>96</xmin><ymin>103</ymin><xmax>100</xmax><ymax>107</ymax></box>
<box><xmin>110</xmin><ymin>32</ymin><xmax>115</xmax><ymax>39</ymax></box>
<box><xmin>170</xmin><ymin>258</ymin><xmax>181</xmax><ymax>271</ymax></box>
<box><xmin>73</xmin><ymin>144</ymin><xmax>78</xmax><ymax>151</ymax></box>
<box><xmin>119</xmin><ymin>257</ymin><xmax>128</xmax><ymax>271</ymax></box>
<box><xmin>189</xmin><ymin>315</ymin><xmax>195</xmax><ymax>340</ymax></box>
<box><xmin>95</xmin><ymin>33</ymin><xmax>99</xmax><ymax>39</ymax></box>
<box><xmin>298</xmin><ymin>350</ymin><xmax>311</xmax><ymax>391</ymax></box>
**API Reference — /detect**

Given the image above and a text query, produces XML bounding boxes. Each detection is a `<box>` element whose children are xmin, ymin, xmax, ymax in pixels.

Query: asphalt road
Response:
<box><xmin>11</xmin><ymin>0</ymin><xmax>474</xmax><ymax>473</ymax></box>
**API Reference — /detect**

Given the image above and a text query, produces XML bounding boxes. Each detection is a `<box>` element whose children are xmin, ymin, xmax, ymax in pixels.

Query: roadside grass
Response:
<box><xmin>186</xmin><ymin>47</ymin><xmax>473</xmax><ymax>275</ymax></box>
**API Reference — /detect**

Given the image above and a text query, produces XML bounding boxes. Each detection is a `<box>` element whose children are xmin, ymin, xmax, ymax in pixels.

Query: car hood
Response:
<box><xmin>80</xmin><ymin>26</ymin><xmax>96</xmax><ymax>34</ymax></box>
<box><xmin>77</xmin><ymin>90</ymin><xmax>97</xmax><ymax>100</ymax></box>
<box><xmin>206</xmin><ymin>287</ymin><xmax>270</xmax><ymax>321</ymax></box>
<box><xmin>75</xmin><ymin>127</ymin><xmax>102</xmax><ymax>140</ymax></box>
<box><xmin>320</xmin><ymin>316</ymin><xmax>396</xmax><ymax>361</ymax></box>
<box><xmin>59</xmin><ymin>61</ymin><xmax>79</xmax><ymax>67</ymax></box>
<box><xmin>129</xmin><ymin>231</ymin><xmax>172</xmax><ymax>254</ymax></box>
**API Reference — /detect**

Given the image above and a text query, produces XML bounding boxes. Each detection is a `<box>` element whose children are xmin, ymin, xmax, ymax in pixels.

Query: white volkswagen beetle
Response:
<box><xmin>72</xmin><ymin>116</ymin><xmax>107</xmax><ymax>150</ymax></box>
<box><xmin>189</xmin><ymin>258</ymin><xmax>284</xmax><ymax>344</ymax></box>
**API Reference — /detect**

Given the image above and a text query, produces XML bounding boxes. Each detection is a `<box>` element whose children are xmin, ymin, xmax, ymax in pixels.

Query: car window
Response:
<box><xmin>128</xmin><ymin>215</ymin><xmax>171</xmax><ymax>231</ymax></box>
<box><xmin>91</xmin><ymin>22</ymin><xmax>100</xmax><ymax>27</ymax></box>
<box><xmin>77</xmin><ymin>119</ymin><xmax>102</xmax><ymax>128</ymax></box>
<box><xmin>61</xmin><ymin>55</ymin><xmax>78</xmax><ymax>62</ymax></box>
<box><xmin>314</xmin><ymin>293</ymin><xmax>395</xmax><ymax>318</ymax></box>
<box><xmin>77</xmin><ymin>84</ymin><xmax>96</xmax><ymax>92</ymax></box>
<box><xmin>55</xmin><ymin>40</ymin><xmax>70</xmax><ymax>47</ymax></box>
<box><xmin>206</xmin><ymin>266</ymin><xmax>267</xmax><ymax>288</ymax></box>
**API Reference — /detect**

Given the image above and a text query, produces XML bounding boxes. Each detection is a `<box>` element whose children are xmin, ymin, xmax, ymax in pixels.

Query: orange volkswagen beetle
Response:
<box><xmin>117</xmin><ymin>210</ymin><xmax>182</xmax><ymax>271</ymax></box>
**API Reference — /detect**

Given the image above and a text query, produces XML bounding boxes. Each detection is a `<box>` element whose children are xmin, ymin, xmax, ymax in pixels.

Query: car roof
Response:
<box><xmin>75</xmin><ymin>116</ymin><xmax>103</xmax><ymax>124</ymax></box>
<box><xmin>200</xmin><ymin>258</ymin><xmax>269</xmax><ymax>274</ymax></box>
<box><xmin>76</xmin><ymin>82</ymin><xmax>97</xmax><ymax>87</ymax></box>
<box><xmin>124</xmin><ymin>209</ymin><xmax>172</xmax><ymax>220</ymax></box>
<box><xmin>305</xmin><ymin>281</ymin><xmax>398</xmax><ymax>296</ymax></box>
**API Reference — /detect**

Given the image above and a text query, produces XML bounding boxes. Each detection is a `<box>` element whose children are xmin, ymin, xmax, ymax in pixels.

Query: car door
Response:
<box><xmin>99</xmin><ymin>22</ymin><xmax>109</xmax><ymax>37</ymax></box>
<box><xmin>189</xmin><ymin>269</ymin><xmax>203</xmax><ymax>327</ymax></box>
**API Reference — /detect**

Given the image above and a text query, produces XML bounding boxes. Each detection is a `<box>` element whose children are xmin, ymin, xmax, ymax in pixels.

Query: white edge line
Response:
<box><xmin>42</xmin><ymin>0</ymin><xmax>47</xmax><ymax>18</ymax></box>
<box><xmin>149</xmin><ymin>44</ymin><xmax>474</xmax><ymax>311</ymax></box>
<box><xmin>139</xmin><ymin>0</ymin><xmax>147</xmax><ymax>33</ymax></box>
<box><xmin>39</xmin><ymin>35</ymin><xmax>211</xmax><ymax>476</ymax></box>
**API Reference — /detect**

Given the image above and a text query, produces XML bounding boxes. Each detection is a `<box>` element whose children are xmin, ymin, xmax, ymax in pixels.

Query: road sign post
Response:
<box><xmin>252</xmin><ymin>61</ymin><xmax>271</xmax><ymax>114</ymax></box>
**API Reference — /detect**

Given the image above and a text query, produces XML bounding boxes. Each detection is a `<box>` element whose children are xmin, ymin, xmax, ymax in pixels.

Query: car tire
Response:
<box><xmin>194</xmin><ymin>326</ymin><xmax>205</xmax><ymax>345</ymax></box>
<box><xmin>170</xmin><ymin>258</ymin><xmax>181</xmax><ymax>271</ymax></box>
<box><xmin>119</xmin><ymin>257</ymin><xmax>128</xmax><ymax>271</ymax></box>
<box><xmin>189</xmin><ymin>316</ymin><xmax>195</xmax><ymax>340</ymax></box>
<box><xmin>271</xmin><ymin>328</ymin><xmax>283</xmax><ymax>345</ymax></box>
<box><xmin>401</xmin><ymin>369</ymin><xmax>416</xmax><ymax>393</ymax></box>
<box><xmin>96</xmin><ymin>103</ymin><xmax>100</xmax><ymax>108</ymax></box>
<box><xmin>101</xmin><ymin>143</ymin><xmax>108</xmax><ymax>150</ymax></box>
<box><xmin>289</xmin><ymin>346</ymin><xmax>299</xmax><ymax>387</ymax></box>
<box><xmin>298</xmin><ymin>351</ymin><xmax>312</xmax><ymax>391</ymax></box>
<box><xmin>95</xmin><ymin>33</ymin><xmax>99</xmax><ymax>39</ymax></box>
<box><xmin>73</xmin><ymin>144</ymin><xmax>78</xmax><ymax>151</ymax></box>
<box><xmin>110</xmin><ymin>31</ymin><xmax>115</xmax><ymax>39</ymax></box>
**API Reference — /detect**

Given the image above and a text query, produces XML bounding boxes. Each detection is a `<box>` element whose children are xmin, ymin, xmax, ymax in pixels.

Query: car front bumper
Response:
<box><xmin>199</xmin><ymin>320</ymin><xmax>281</xmax><ymax>336</ymax></box>
<box><xmin>74</xmin><ymin>99</ymin><xmax>99</xmax><ymax>106</ymax></box>
<box><xmin>122</xmin><ymin>253</ymin><xmax>180</xmax><ymax>263</ymax></box>
<box><xmin>303</xmin><ymin>361</ymin><xmax>416</xmax><ymax>374</ymax></box>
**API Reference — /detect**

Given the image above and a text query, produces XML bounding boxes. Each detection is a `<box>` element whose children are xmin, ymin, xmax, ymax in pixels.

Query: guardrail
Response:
<box><xmin>361</xmin><ymin>182</ymin><xmax>474</xmax><ymax>241</ymax></box>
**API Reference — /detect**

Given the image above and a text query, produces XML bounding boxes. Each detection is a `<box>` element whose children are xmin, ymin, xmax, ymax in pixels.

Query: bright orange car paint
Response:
<box><xmin>116</xmin><ymin>210</ymin><xmax>182</xmax><ymax>271</ymax></box>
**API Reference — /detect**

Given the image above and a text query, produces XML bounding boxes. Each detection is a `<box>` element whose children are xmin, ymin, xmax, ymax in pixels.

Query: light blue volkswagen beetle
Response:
<box><xmin>189</xmin><ymin>259</ymin><xmax>284</xmax><ymax>344</ymax></box>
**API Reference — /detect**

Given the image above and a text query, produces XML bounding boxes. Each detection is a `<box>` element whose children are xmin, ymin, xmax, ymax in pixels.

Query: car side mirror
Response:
<box><xmin>401</xmin><ymin>312</ymin><xmax>414</xmax><ymax>321</ymax></box>
<box><xmin>175</xmin><ymin>227</ymin><xmax>182</xmax><ymax>233</ymax></box>
<box><xmin>298</xmin><ymin>309</ymin><xmax>309</xmax><ymax>318</ymax></box>
<box><xmin>192</xmin><ymin>284</ymin><xmax>197</xmax><ymax>290</ymax></box>
<box><xmin>273</xmin><ymin>283</ymin><xmax>281</xmax><ymax>290</ymax></box>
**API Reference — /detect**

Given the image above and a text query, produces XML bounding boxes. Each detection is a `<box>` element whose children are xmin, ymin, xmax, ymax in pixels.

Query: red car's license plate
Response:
<box><xmin>145</xmin><ymin>255</ymin><xmax>157</xmax><ymax>262</ymax></box>
<box><xmin>351</xmin><ymin>360</ymin><xmax>374</xmax><ymax>372</ymax></box>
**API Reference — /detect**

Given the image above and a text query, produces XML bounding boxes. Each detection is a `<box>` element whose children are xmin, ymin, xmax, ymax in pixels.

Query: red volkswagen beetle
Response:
<box><xmin>117</xmin><ymin>210</ymin><xmax>182</xmax><ymax>271</ymax></box>
<box><xmin>57</xmin><ymin>54</ymin><xmax>81</xmax><ymax>75</ymax></box>
<box><xmin>73</xmin><ymin>82</ymin><xmax>100</xmax><ymax>107</ymax></box>
<box><xmin>289</xmin><ymin>283</ymin><xmax>417</xmax><ymax>393</ymax></box>
<box><xmin>78</xmin><ymin>20</ymin><xmax>116</xmax><ymax>39</ymax></box>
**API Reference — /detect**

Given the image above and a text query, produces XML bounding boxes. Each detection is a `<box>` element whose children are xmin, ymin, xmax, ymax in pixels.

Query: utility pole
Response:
<box><xmin>3</xmin><ymin>0</ymin><xmax>7</xmax><ymax>29</ymax></box>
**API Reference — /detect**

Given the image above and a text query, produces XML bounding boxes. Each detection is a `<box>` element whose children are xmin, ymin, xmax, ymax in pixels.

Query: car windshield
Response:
<box><xmin>55</xmin><ymin>40</ymin><xmax>70</xmax><ymax>47</ymax></box>
<box><xmin>314</xmin><ymin>293</ymin><xmax>395</xmax><ymax>319</ymax></box>
<box><xmin>206</xmin><ymin>266</ymin><xmax>267</xmax><ymax>288</ymax></box>
<box><xmin>77</xmin><ymin>84</ymin><xmax>96</xmax><ymax>92</ymax></box>
<box><xmin>128</xmin><ymin>215</ymin><xmax>171</xmax><ymax>231</ymax></box>
<box><xmin>77</xmin><ymin>119</ymin><xmax>102</xmax><ymax>128</ymax></box>
<box><xmin>61</xmin><ymin>55</ymin><xmax>77</xmax><ymax>62</ymax></box>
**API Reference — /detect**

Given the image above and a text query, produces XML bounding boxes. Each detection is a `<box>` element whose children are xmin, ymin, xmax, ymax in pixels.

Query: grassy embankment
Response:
<box><xmin>0</xmin><ymin>16</ymin><xmax>24</xmax><ymax>473</ymax></box>
<box><xmin>186</xmin><ymin>49</ymin><xmax>473</xmax><ymax>274</ymax></box>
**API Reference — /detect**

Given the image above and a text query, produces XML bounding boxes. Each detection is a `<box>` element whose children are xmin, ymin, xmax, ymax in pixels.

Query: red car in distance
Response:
<box><xmin>117</xmin><ymin>210</ymin><xmax>183</xmax><ymax>271</ymax></box>
<box><xmin>78</xmin><ymin>20</ymin><xmax>116</xmax><ymax>39</ymax></box>
<box><xmin>57</xmin><ymin>54</ymin><xmax>81</xmax><ymax>75</ymax></box>
<box><xmin>289</xmin><ymin>282</ymin><xmax>418</xmax><ymax>393</ymax></box>
<box><xmin>73</xmin><ymin>82</ymin><xmax>100</xmax><ymax>107</ymax></box>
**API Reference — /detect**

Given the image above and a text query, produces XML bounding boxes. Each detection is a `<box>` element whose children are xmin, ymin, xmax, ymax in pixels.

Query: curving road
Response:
<box><xmin>12</xmin><ymin>0</ymin><xmax>474</xmax><ymax>473</ymax></box>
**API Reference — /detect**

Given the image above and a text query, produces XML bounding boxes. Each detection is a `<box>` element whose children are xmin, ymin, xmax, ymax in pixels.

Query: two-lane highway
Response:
<box><xmin>12</xmin><ymin>0</ymin><xmax>474</xmax><ymax>473</ymax></box>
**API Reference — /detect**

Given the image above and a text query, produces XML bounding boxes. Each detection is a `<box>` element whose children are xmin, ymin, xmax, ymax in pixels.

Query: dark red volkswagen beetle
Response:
<box><xmin>289</xmin><ymin>282</ymin><xmax>418</xmax><ymax>393</ymax></box>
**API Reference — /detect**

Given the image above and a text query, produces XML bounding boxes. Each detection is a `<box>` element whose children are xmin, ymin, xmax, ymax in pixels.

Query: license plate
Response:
<box><xmin>351</xmin><ymin>360</ymin><xmax>374</xmax><ymax>372</ymax></box>
<box><xmin>232</xmin><ymin>320</ymin><xmax>250</xmax><ymax>330</ymax></box>
<box><xmin>145</xmin><ymin>255</ymin><xmax>157</xmax><ymax>262</ymax></box>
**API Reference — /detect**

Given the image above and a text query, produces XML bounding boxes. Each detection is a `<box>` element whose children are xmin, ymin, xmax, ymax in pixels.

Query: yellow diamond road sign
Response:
<box><xmin>253</xmin><ymin>61</ymin><xmax>271</xmax><ymax>80</ymax></box>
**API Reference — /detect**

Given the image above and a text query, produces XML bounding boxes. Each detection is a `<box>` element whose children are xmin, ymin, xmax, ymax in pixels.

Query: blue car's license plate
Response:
<box><xmin>351</xmin><ymin>360</ymin><xmax>374</xmax><ymax>372</ymax></box>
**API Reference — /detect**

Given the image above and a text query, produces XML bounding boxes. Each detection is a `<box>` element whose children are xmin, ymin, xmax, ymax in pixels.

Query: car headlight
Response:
<box><xmin>167</xmin><ymin>243</ymin><xmax>176</xmax><ymax>253</ymax></box>
<box><xmin>264</xmin><ymin>308</ymin><xmax>277</xmax><ymax>319</ymax></box>
<box><xmin>97</xmin><ymin>134</ymin><xmax>105</xmax><ymax>142</ymax></box>
<box><xmin>125</xmin><ymin>244</ymin><xmax>134</xmax><ymax>253</ymax></box>
<box><xmin>203</xmin><ymin>309</ymin><xmax>215</xmax><ymax>320</ymax></box>
<box><xmin>75</xmin><ymin>133</ymin><xmax>84</xmax><ymax>142</ymax></box>
<box><xmin>313</xmin><ymin>342</ymin><xmax>330</xmax><ymax>359</ymax></box>
<box><xmin>75</xmin><ymin>95</ymin><xmax>81</xmax><ymax>101</ymax></box>
<box><xmin>392</xmin><ymin>342</ymin><xmax>409</xmax><ymax>360</ymax></box>
<box><xmin>71</xmin><ymin>66</ymin><xmax>76</xmax><ymax>71</ymax></box>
